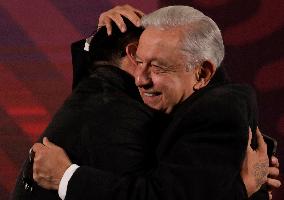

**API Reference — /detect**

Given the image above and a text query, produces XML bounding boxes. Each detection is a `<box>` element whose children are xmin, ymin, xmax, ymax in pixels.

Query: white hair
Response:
<box><xmin>141</xmin><ymin>6</ymin><xmax>224</xmax><ymax>68</ymax></box>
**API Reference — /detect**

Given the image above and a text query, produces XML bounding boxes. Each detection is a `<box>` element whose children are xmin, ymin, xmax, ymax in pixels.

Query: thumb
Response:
<box><xmin>256</xmin><ymin>127</ymin><xmax>267</xmax><ymax>154</ymax></box>
<box><xmin>43</xmin><ymin>137</ymin><xmax>57</xmax><ymax>148</ymax></box>
<box><xmin>247</xmin><ymin>126</ymin><xmax>253</xmax><ymax>151</ymax></box>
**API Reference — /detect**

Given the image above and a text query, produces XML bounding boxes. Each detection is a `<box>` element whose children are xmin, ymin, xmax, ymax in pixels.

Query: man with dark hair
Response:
<box><xmin>12</xmin><ymin>18</ymin><xmax>166</xmax><ymax>200</ymax></box>
<box><xmin>71</xmin><ymin>17</ymin><xmax>143</xmax><ymax>89</ymax></box>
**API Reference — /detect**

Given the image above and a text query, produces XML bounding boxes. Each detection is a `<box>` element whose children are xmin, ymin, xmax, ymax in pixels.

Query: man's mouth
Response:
<box><xmin>142</xmin><ymin>91</ymin><xmax>161</xmax><ymax>97</ymax></box>
<box><xmin>139</xmin><ymin>90</ymin><xmax>163</xmax><ymax>110</ymax></box>
<box><xmin>144</xmin><ymin>92</ymin><xmax>155</xmax><ymax>97</ymax></box>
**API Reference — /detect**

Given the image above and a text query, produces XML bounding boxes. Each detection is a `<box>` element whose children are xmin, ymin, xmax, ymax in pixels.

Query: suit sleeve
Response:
<box><xmin>65</xmin><ymin>85</ymin><xmax>264</xmax><ymax>200</ymax></box>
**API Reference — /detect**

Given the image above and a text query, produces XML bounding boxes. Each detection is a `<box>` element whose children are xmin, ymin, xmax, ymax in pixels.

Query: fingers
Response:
<box><xmin>256</xmin><ymin>127</ymin><xmax>267</xmax><ymax>154</ymax></box>
<box><xmin>268</xmin><ymin>191</ymin><xmax>272</xmax><ymax>200</ymax></box>
<box><xmin>32</xmin><ymin>144</ymin><xmax>57</xmax><ymax>190</ymax></box>
<box><xmin>99</xmin><ymin>12</ymin><xmax>125</xmax><ymax>35</ymax></box>
<box><xmin>271</xmin><ymin>156</ymin><xmax>279</xmax><ymax>168</ymax></box>
<box><xmin>33</xmin><ymin>152</ymin><xmax>47</xmax><ymax>184</ymax></box>
<box><xmin>98</xmin><ymin>4</ymin><xmax>144</xmax><ymax>35</ymax></box>
<box><xmin>247</xmin><ymin>127</ymin><xmax>253</xmax><ymax>152</ymax></box>
<box><xmin>269</xmin><ymin>166</ymin><xmax>280</xmax><ymax>177</ymax></box>
<box><xmin>133</xmin><ymin>8</ymin><xmax>144</xmax><ymax>18</ymax></box>
<box><xmin>32</xmin><ymin>142</ymin><xmax>50</xmax><ymax>165</ymax></box>
<box><xmin>118</xmin><ymin>9</ymin><xmax>142</xmax><ymax>27</ymax></box>
<box><xmin>109</xmin><ymin>13</ymin><xmax>126</xmax><ymax>32</ymax></box>
<box><xmin>267</xmin><ymin>178</ymin><xmax>282</xmax><ymax>189</ymax></box>
<box><xmin>37</xmin><ymin>180</ymin><xmax>53</xmax><ymax>190</ymax></box>
<box><xmin>32</xmin><ymin>143</ymin><xmax>45</xmax><ymax>153</ymax></box>
<box><xmin>112</xmin><ymin>4</ymin><xmax>144</xmax><ymax>27</ymax></box>
<box><xmin>33</xmin><ymin>172</ymin><xmax>53</xmax><ymax>190</ymax></box>
<box><xmin>43</xmin><ymin>137</ymin><xmax>57</xmax><ymax>148</ymax></box>
<box><xmin>103</xmin><ymin>18</ymin><xmax>112</xmax><ymax>36</ymax></box>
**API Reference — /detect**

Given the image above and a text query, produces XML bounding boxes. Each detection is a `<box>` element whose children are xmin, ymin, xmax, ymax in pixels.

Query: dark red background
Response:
<box><xmin>0</xmin><ymin>0</ymin><xmax>283</xmax><ymax>199</ymax></box>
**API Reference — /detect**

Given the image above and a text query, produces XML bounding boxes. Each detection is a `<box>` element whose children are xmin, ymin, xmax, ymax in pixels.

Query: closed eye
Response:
<box><xmin>136</xmin><ymin>60</ymin><xmax>143</xmax><ymax>65</ymax></box>
<box><xmin>152</xmin><ymin>64</ymin><xmax>168</xmax><ymax>73</ymax></box>
<box><xmin>135</xmin><ymin>57</ymin><xmax>143</xmax><ymax>66</ymax></box>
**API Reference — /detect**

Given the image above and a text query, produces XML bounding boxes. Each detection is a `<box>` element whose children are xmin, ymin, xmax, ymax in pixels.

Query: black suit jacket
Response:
<box><xmin>71</xmin><ymin>39</ymin><xmax>90</xmax><ymax>90</ymax></box>
<box><xmin>63</xmin><ymin>69</ymin><xmax>268</xmax><ymax>200</ymax></box>
<box><xmin>12</xmin><ymin>65</ymin><xmax>164</xmax><ymax>200</ymax></box>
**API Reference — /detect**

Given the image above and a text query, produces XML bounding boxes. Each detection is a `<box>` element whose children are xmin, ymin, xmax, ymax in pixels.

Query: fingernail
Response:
<box><xmin>43</xmin><ymin>137</ymin><xmax>49</xmax><ymax>144</ymax></box>
<box><xmin>136</xmin><ymin>20</ymin><xmax>141</xmax><ymax>26</ymax></box>
<box><xmin>121</xmin><ymin>26</ymin><xmax>126</xmax><ymax>32</ymax></box>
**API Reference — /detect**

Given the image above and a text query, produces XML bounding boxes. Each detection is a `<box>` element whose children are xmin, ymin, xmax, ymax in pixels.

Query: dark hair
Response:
<box><xmin>89</xmin><ymin>17</ymin><xmax>143</xmax><ymax>68</ymax></box>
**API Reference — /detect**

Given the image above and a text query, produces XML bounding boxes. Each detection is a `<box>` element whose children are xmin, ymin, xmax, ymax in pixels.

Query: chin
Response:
<box><xmin>146</xmin><ymin>103</ymin><xmax>161</xmax><ymax>111</ymax></box>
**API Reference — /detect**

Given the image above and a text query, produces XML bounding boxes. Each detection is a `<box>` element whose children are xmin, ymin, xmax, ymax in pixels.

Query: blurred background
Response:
<box><xmin>0</xmin><ymin>0</ymin><xmax>283</xmax><ymax>199</ymax></box>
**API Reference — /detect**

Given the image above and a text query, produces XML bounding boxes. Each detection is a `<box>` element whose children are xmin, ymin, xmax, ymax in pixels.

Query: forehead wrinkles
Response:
<box><xmin>155</xmin><ymin>39</ymin><xmax>187</xmax><ymax>68</ymax></box>
<box><xmin>141</xmin><ymin>26</ymin><xmax>181</xmax><ymax>47</ymax></box>
<box><xmin>140</xmin><ymin>32</ymin><xmax>180</xmax><ymax>55</ymax></box>
<box><xmin>137</xmin><ymin>27</ymin><xmax>187</xmax><ymax>68</ymax></box>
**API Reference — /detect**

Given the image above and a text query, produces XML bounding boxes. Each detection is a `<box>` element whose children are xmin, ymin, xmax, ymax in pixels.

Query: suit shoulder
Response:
<box><xmin>101</xmin><ymin>96</ymin><xmax>156</xmax><ymax>119</ymax></box>
<box><xmin>192</xmin><ymin>83</ymin><xmax>257</xmax><ymax>110</ymax></box>
<box><xmin>207</xmin><ymin>83</ymin><xmax>256</xmax><ymax>100</ymax></box>
<box><xmin>178</xmin><ymin>84</ymin><xmax>258</xmax><ymax>124</ymax></box>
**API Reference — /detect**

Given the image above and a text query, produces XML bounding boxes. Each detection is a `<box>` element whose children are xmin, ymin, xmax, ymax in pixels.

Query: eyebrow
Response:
<box><xmin>151</xmin><ymin>58</ymin><xmax>171</xmax><ymax>68</ymax></box>
<box><xmin>135</xmin><ymin>54</ymin><xmax>172</xmax><ymax>68</ymax></box>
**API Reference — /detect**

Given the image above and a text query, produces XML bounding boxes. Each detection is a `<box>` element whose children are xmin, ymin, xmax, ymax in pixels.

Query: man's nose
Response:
<box><xmin>135</xmin><ymin>64</ymin><xmax>152</xmax><ymax>87</ymax></box>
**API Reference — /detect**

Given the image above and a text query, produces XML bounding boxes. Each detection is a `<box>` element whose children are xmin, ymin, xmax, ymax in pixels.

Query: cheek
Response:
<box><xmin>162</xmin><ymin>78</ymin><xmax>188</xmax><ymax>103</ymax></box>
<box><xmin>153</xmin><ymin>76</ymin><xmax>179</xmax><ymax>99</ymax></box>
<box><xmin>152</xmin><ymin>75</ymin><xmax>173</xmax><ymax>91</ymax></box>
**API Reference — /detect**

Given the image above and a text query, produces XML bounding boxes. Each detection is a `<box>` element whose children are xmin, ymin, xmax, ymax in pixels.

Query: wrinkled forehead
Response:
<box><xmin>136</xmin><ymin>27</ymin><xmax>189</xmax><ymax>67</ymax></box>
<box><xmin>142</xmin><ymin>26</ymin><xmax>182</xmax><ymax>40</ymax></box>
<box><xmin>138</xmin><ymin>26</ymin><xmax>185</xmax><ymax>53</ymax></box>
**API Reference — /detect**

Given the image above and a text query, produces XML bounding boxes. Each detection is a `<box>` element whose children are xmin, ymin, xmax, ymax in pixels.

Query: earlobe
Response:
<box><xmin>126</xmin><ymin>42</ymin><xmax>138</xmax><ymax>65</ymax></box>
<box><xmin>193</xmin><ymin>61</ymin><xmax>216</xmax><ymax>91</ymax></box>
<box><xmin>193</xmin><ymin>80</ymin><xmax>204</xmax><ymax>91</ymax></box>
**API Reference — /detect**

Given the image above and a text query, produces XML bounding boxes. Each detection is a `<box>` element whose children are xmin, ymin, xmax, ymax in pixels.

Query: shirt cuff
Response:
<box><xmin>58</xmin><ymin>164</ymin><xmax>80</xmax><ymax>200</ymax></box>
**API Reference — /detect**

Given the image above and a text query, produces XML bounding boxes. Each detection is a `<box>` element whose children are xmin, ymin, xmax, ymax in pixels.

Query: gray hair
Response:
<box><xmin>141</xmin><ymin>6</ymin><xmax>224</xmax><ymax>68</ymax></box>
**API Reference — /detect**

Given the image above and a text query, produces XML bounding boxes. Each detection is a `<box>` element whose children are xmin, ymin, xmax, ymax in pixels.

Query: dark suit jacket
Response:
<box><xmin>63</xmin><ymin>68</ymin><xmax>268</xmax><ymax>200</ymax></box>
<box><xmin>71</xmin><ymin>39</ymin><xmax>90</xmax><ymax>90</ymax></box>
<box><xmin>12</xmin><ymin>65</ymin><xmax>164</xmax><ymax>200</ymax></box>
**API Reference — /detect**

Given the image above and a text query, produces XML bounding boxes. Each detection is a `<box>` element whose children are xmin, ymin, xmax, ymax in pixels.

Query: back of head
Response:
<box><xmin>88</xmin><ymin>17</ymin><xmax>143</xmax><ymax>73</ymax></box>
<box><xmin>141</xmin><ymin>6</ymin><xmax>224</xmax><ymax>68</ymax></box>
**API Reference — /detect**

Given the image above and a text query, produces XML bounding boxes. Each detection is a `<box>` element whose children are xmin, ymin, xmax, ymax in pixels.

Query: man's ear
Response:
<box><xmin>125</xmin><ymin>42</ymin><xmax>138</xmax><ymax>66</ymax></box>
<box><xmin>193</xmin><ymin>61</ymin><xmax>216</xmax><ymax>91</ymax></box>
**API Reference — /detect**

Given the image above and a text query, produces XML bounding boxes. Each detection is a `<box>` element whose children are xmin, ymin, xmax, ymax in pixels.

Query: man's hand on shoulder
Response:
<box><xmin>32</xmin><ymin>137</ymin><xmax>72</xmax><ymax>190</ymax></box>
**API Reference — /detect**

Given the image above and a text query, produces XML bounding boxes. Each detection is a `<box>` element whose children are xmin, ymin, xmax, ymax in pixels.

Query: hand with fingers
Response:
<box><xmin>241</xmin><ymin>127</ymin><xmax>269</xmax><ymax>197</ymax></box>
<box><xmin>267</xmin><ymin>156</ymin><xmax>281</xmax><ymax>200</ymax></box>
<box><xmin>98</xmin><ymin>4</ymin><xmax>144</xmax><ymax>35</ymax></box>
<box><xmin>32</xmin><ymin>137</ymin><xmax>72</xmax><ymax>190</ymax></box>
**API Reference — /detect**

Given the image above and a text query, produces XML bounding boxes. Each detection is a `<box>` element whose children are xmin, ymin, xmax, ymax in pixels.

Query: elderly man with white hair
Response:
<box><xmin>26</xmin><ymin>5</ymin><xmax>281</xmax><ymax>200</ymax></box>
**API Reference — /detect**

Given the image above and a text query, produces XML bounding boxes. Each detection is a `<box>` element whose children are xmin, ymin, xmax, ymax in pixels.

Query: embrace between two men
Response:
<box><xmin>13</xmin><ymin>5</ymin><xmax>281</xmax><ymax>200</ymax></box>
